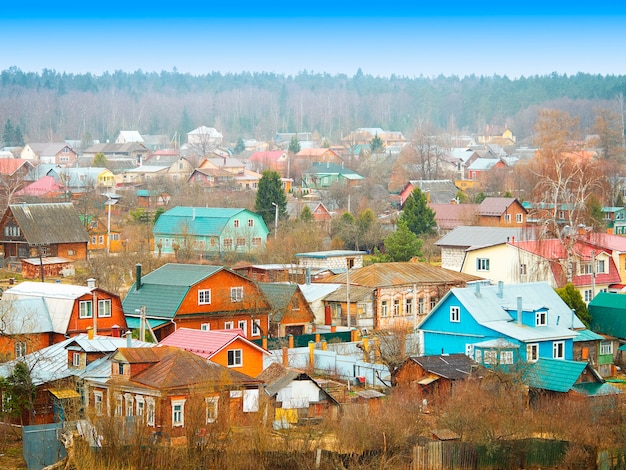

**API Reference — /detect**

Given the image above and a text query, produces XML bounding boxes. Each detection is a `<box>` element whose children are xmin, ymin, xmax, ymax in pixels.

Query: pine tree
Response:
<box><xmin>370</xmin><ymin>133</ymin><xmax>385</xmax><ymax>154</ymax></box>
<box><xmin>255</xmin><ymin>170</ymin><xmax>287</xmax><ymax>228</ymax></box>
<box><xmin>234</xmin><ymin>138</ymin><xmax>246</xmax><ymax>154</ymax></box>
<box><xmin>288</xmin><ymin>135</ymin><xmax>301</xmax><ymax>154</ymax></box>
<box><xmin>3</xmin><ymin>119</ymin><xmax>15</xmax><ymax>146</ymax></box>
<box><xmin>399</xmin><ymin>187</ymin><xmax>436</xmax><ymax>236</ymax></box>
<box><xmin>382</xmin><ymin>220</ymin><xmax>423</xmax><ymax>262</ymax></box>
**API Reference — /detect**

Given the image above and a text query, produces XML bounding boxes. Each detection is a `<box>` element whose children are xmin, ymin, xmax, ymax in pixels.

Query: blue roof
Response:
<box><xmin>153</xmin><ymin>206</ymin><xmax>268</xmax><ymax>237</ymax></box>
<box><xmin>574</xmin><ymin>329</ymin><xmax>605</xmax><ymax>342</ymax></box>
<box><xmin>526</xmin><ymin>358</ymin><xmax>587</xmax><ymax>393</ymax></box>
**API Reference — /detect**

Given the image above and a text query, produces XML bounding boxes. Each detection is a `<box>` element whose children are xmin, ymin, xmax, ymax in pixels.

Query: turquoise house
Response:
<box><xmin>418</xmin><ymin>281</ymin><xmax>585</xmax><ymax>364</ymax></box>
<box><xmin>153</xmin><ymin>206</ymin><xmax>269</xmax><ymax>256</ymax></box>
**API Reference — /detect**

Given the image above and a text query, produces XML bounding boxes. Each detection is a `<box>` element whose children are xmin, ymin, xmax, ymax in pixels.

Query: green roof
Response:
<box><xmin>125</xmin><ymin>317</ymin><xmax>170</xmax><ymax>330</ymax></box>
<box><xmin>526</xmin><ymin>358</ymin><xmax>587</xmax><ymax>393</ymax></box>
<box><xmin>122</xmin><ymin>263</ymin><xmax>223</xmax><ymax>319</ymax></box>
<box><xmin>589</xmin><ymin>292</ymin><xmax>626</xmax><ymax>338</ymax></box>
<box><xmin>572</xmin><ymin>382</ymin><xmax>622</xmax><ymax>397</ymax></box>
<box><xmin>153</xmin><ymin>206</ymin><xmax>268</xmax><ymax>237</ymax></box>
<box><xmin>259</xmin><ymin>283</ymin><xmax>297</xmax><ymax>322</ymax></box>
<box><xmin>574</xmin><ymin>329</ymin><xmax>605</xmax><ymax>342</ymax></box>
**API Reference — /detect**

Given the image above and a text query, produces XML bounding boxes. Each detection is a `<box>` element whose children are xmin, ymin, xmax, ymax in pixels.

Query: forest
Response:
<box><xmin>1</xmin><ymin>67</ymin><xmax>626</xmax><ymax>146</ymax></box>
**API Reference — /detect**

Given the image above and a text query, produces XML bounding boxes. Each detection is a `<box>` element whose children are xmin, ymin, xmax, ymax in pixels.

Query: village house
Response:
<box><xmin>0</xmin><ymin>202</ymin><xmax>89</xmax><ymax>264</ymax></box>
<box><xmin>429</xmin><ymin>197</ymin><xmax>528</xmax><ymax>233</ymax></box>
<box><xmin>122</xmin><ymin>263</ymin><xmax>272</xmax><ymax>341</ymax></box>
<box><xmin>152</xmin><ymin>206</ymin><xmax>270</xmax><ymax>256</ymax></box>
<box><xmin>301</xmin><ymin>162</ymin><xmax>364</xmax><ymax>189</ymax></box>
<box><xmin>83</xmin><ymin>142</ymin><xmax>150</xmax><ymax>166</ymax></box>
<box><xmin>398</xmin><ymin>180</ymin><xmax>459</xmax><ymax>207</ymax></box>
<box><xmin>20</xmin><ymin>142</ymin><xmax>78</xmax><ymax>166</ymax></box>
<box><xmin>158</xmin><ymin>327</ymin><xmax>270</xmax><ymax>378</ymax></box>
<box><xmin>395</xmin><ymin>353</ymin><xmax>482</xmax><ymax>394</ymax></box>
<box><xmin>258</xmin><ymin>283</ymin><xmax>316</xmax><ymax>337</ymax></box>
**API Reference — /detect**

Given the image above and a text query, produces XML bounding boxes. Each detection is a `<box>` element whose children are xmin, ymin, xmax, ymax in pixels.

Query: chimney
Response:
<box><xmin>497</xmin><ymin>281</ymin><xmax>503</xmax><ymax>298</ymax></box>
<box><xmin>516</xmin><ymin>296</ymin><xmax>523</xmax><ymax>324</ymax></box>
<box><xmin>87</xmin><ymin>326</ymin><xmax>94</xmax><ymax>340</ymax></box>
<box><xmin>87</xmin><ymin>278</ymin><xmax>96</xmax><ymax>288</ymax></box>
<box><xmin>111</xmin><ymin>324</ymin><xmax>121</xmax><ymax>337</ymax></box>
<box><xmin>474</xmin><ymin>282</ymin><xmax>481</xmax><ymax>297</ymax></box>
<box><xmin>136</xmin><ymin>264</ymin><xmax>142</xmax><ymax>291</ymax></box>
<box><xmin>125</xmin><ymin>330</ymin><xmax>133</xmax><ymax>348</ymax></box>
<box><xmin>512</xmin><ymin>236</ymin><xmax>515</xmax><ymax>243</ymax></box>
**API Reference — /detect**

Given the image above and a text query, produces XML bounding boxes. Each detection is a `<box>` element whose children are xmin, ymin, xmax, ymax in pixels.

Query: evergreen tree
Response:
<box><xmin>556</xmin><ymin>283</ymin><xmax>591</xmax><ymax>328</ymax></box>
<box><xmin>13</xmin><ymin>124</ymin><xmax>24</xmax><ymax>146</ymax></box>
<box><xmin>299</xmin><ymin>205</ymin><xmax>313</xmax><ymax>222</ymax></box>
<box><xmin>370</xmin><ymin>133</ymin><xmax>385</xmax><ymax>154</ymax></box>
<box><xmin>0</xmin><ymin>362</ymin><xmax>36</xmax><ymax>425</ymax></box>
<box><xmin>92</xmin><ymin>152</ymin><xmax>108</xmax><ymax>167</ymax></box>
<box><xmin>377</xmin><ymin>220</ymin><xmax>423</xmax><ymax>262</ymax></box>
<box><xmin>399</xmin><ymin>187</ymin><xmax>436</xmax><ymax>236</ymax></box>
<box><xmin>3</xmin><ymin>119</ymin><xmax>14</xmax><ymax>146</ymax></box>
<box><xmin>255</xmin><ymin>170</ymin><xmax>287</xmax><ymax>228</ymax></box>
<box><xmin>288</xmin><ymin>135</ymin><xmax>301</xmax><ymax>154</ymax></box>
<box><xmin>234</xmin><ymin>137</ymin><xmax>246</xmax><ymax>154</ymax></box>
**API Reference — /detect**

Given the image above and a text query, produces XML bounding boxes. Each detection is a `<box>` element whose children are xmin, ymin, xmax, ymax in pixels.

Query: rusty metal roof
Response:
<box><xmin>319</xmin><ymin>262</ymin><xmax>483</xmax><ymax>287</ymax></box>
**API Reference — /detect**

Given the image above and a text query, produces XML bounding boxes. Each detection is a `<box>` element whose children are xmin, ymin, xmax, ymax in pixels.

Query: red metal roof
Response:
<box><xmin>158</xmin><ymin>328</ymin><xmax>269</xmax><ymax>359</ymax></box>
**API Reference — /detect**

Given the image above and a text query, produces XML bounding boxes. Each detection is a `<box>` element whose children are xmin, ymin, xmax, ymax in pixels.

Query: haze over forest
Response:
<box><xmin>2</xmin><ymin>67</ymin><xmax>626</xmax><ymax>146</ymax></box>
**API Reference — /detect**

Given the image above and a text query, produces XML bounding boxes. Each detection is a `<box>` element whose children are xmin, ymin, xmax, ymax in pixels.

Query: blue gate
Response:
<box><xmin>22</xmin><ymin>422</ymin><xmax>66</xmax><ymax>470</ymax></box>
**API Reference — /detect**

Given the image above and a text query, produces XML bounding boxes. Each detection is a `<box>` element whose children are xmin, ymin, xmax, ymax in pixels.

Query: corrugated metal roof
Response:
<box><xmin>9</xmin><ymin>203</ymin><xmax>89</xmax><ymax>245</ymax></box>
<box><xmin>158</xmin><ymin>328</ymin><xmax>269</xmax><ymax>359</ymax></box>
<box><xmin>478</xmin><ymin>197</ymin><xmax>520</xmax><ymax>216</ymax></box>
<box><xmin>259</xmin><ymin>283</ymin><xmax>297</xmax><ymax>322</ymax></box>
<box><xmin>298</xmin><ymin>283</ymin><xmax>342</xmax><ymax>302</ymax></box>
<box><xmin>435</xmin><ymin>226</ymin><xmax>529</xmax><ymax>248</ymax></box>
<box><xmin>323</xmin><ymin>285</ymin><xmax>373</xmax><ymax>302</ymax></box>
<box><xmin>574</xmin><ymin>329</ymin><xmax>605</xmax><ymax>342</ymax></box>
<box><xmin>1</xmin><ymin>298</ymin><xmax>53</xmax><ymax>334</ymax></box>
<box><xmin>526</xmin><ymin>358</ymin><xmax>587</xmax><ymax>393</ymax></box>
<box><xmin>572</xmin><ymin>382</ymin><xmax>622</xmax><ymax>396</ymax></box>
<box><xmin>294</xmin><ymin>250</ymin><xmax>366</xmax><ymax>259</ymax></box>
<box><xmin>408</xmin><ymin>354</ymin><xmax>477</xmax><ymax>380</ymax></box>
<box><xmin>153</xmin><ymin>206</ymin><xmax>268</xmax><ymax>237</ymax></box>
<box><xmin>322</xmin><ymin>262</ymin><xmax>482</xmax><ymax>287</ymax></box>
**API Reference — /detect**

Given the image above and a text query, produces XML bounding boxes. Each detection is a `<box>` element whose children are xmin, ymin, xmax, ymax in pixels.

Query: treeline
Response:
<box><xmin>1</xmin><ymin>66</ymin><xmax>625</xmax><ymax>145</ymax></box>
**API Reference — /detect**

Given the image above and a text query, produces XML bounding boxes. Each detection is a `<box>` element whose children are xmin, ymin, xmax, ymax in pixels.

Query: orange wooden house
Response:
<box><xmin>0</xmin><ymin>280</ymin><xmax>127</xmax><ymax>359</ymax></box>
<box><xmin>159</xmin><ymin>327</ymin><xmax>270</xmax><ymax>378</ymax></box>
<box><xmin>123</xmin><ymin>263</ymin><xmax>272</xmax><ymax>341</ymax></box>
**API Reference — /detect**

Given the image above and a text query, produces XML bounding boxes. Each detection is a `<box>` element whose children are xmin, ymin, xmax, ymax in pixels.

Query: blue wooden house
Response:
<box><xmin>418</xmin><ymin>281</ymin><xmax>586</xmax><ymax>364</ymax></box>
<box><xmin>152</xmin><ymin>206</ymin><xmax>269</xmax><ymax>256</ymax></box>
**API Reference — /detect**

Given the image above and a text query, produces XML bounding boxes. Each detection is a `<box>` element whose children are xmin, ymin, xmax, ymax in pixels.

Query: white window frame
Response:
<box><xmin>224</xmin><ymin>321</ymin><xmax>234</xmax><ymax>330</ymax></box>
<box><xmin>227</xmin><ymin>349</ymin><xmax>243</xmax><ymax>367</ymax></box>
<box><xmin>381</xmin><ymin>300</ymin><xmax>388</xmax><ymax>317</ymax></box>
<box><xmin>516</xmin><ymin>213</ymin><xmax>523</xmax><ymax>223</ymax></box>
<box><xmin>15</xmin><ymin>341</ymin><xmax>26</xmax><ymax>358</ymax></box>
<box><xmin>237</xmin><ymin>320</ymin><xmax>247</xmax><ymax>336</ymax></box>
<box><xmin>600</xmin><ymin>341</ymin><xmax>613</xmax><ymax>355</ymax></box>
<box><xmin>504</xmin><ymin>213</ymin><xmax>512</xmax><ymax>223</ymax></box>
<box><xmin>146</xmin><ymin>398</ymin><xmax>155</xmax><ymax>426</ymax></box>
<box><xmin>527</xmin><ymin>343</ymin><xmax>539</xmax><ymax>362</ymax></box>
<box><xmin>198</xmin><ymin>289</ymin><xmax>211</xmax><ymax>305</ymax></box>
<box><xmin>125</xmin><ymin>393</ymin><xmax>134</xmax><ymax>417</ymax></box>
<box><xmin>98</xmin><ymin>299</ymin><xmax>111</xmax><ymax>318</ymax></box>
<box><xmin>231</xmin><ymin>286</ymin><xmax>244</xmax><ymax>302</ymax></box>
<box><xmin>171</xmin><ymin>399</ymin><xmax>185</xmax><ymax>427</ymax></box>
<box><xmin>206</xmin><ymin>396</ymin><xmax>219</xmax><ymax>424</ymax></box>
<box><xmin>596</xmin><ymin>259</ymin><xmax>606</xmax><ymax>274</ymax></box>
<box><xmin>405</xmin><ymin>298</ymin><xmax>413</xmax><ymax>315</ymax></box>
<box><xmin>475</xmin><ymin>349</ymin><xmax>482</xmax><ymax>363</ymax></box>
<box><xmin>94</xmin><ymin>391</ymin><xmax>103</xmax><ymax>416</ymax></box>
<box><xmin>476</xmin><ymin>258</ymin><xmax>490</xmax><ymax>271</ymax></box>
<box><xmin>115</xmin><ymin>395</ymin><xmax>123</xmax><ymax>417</ymax></box>
<box><xmin>79</xmin><ymin>300</ymin><xmax>93</xmax><ymax>319</ymax></box>
<box><xmin>201</xmin><ymin>323</ymin><xmax>210</xmax><ymax>331</ymax></box>
<box><xmin>252</xmin><ymin>319</ymin><xmax>261</xmax><ymax>337</ymax></box>
<box><xmin>535</xmin><ymin>311</ymin><xmax>547</xmax><ymax>326</ymax></box>
<box><xmin>484</xmin><ymin>350</ymin><xmax>497</xmax><ymax>365</ymax></box>
<box><xmin>501</xmin><ymin>350</ymin><xmax>514</xmax><ymax>364</ymax></box>
<box><xmin>584</xmin><ymin>289</ymin><xmax>593</xmax><ymax>303</ymax></box>
<box><xmin>553</xmin><ymin>341</ymin><xmax>565</xmax><ymax>359</ymax></box>
<box><xmin>450</xmin><ymin>306</ymin><xmax>460</xmax><ymax>323</ymax></box>
<box><xmin>72</xmin><ymin>352</ymin><xmax>81</xmax><ymax>367</ymax></box>
<box><xmin>135</xmin><ymin>396</ymin><xmax>145</xmax><ymax>417</ymax></box>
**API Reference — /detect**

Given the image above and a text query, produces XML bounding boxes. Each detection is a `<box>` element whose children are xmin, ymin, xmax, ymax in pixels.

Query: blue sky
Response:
<box><xmin>2</xmin><ymin>2</ymin><xmax>626</xmax><ymax>78</ymax></box>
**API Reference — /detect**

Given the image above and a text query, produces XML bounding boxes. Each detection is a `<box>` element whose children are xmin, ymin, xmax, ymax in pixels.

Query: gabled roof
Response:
<box><xmin>298</xmin><ymin>283</ymin><xmax>342</xmax><ymax>303</ymax></box>
<box><xmin>158</xmin><ymin>327</ymin><xmax>269</xmax><ymax>359</ymax></box>
<box><xmin>7</xmin><ymin>202</ymin><xmax>89</xmax><ymax>245</ymax></box>
<box><xmin>0</xmin><ymin>297</ymin><xmax>53</xmax><ymax>334</ymax></box>
<box><xmin>303</xmin><ymin>162</ymin><xmax>363</xmax><ymax>179</ymax></box>
<box><xmin>420</xmin><ymin>282</ymin><xmax>584</xmax><ymax>343</ymax></box>
<box><xmin>323</xmin><ymin>285</ymin><xmax>374</xmax><ymax>303</ymax></box>
<box><xmin>589</xmin><ymin>292</ymin><xmax>626</xmax><ymax>338</ymax></box>
<box><xmin>436</xmin><ymin>226</ymin><xmax>531</xmax><ymax>248</ymax></box>
<box><xmin>25</xmin><ymin>143</ymin><xmax>74</xmax><ymax>157</ymax></box>
<box><xmin>478</xmin><ymin>197</ymin><xmax>525</xmax><ymax>216</ymax></box>
<box><xmin>248</xmin><ymin>150</ymin><xmax>286</xmax><ymax>163</ymax></box>
<box><xmin>526</xmin><ymin>358</ymin><xmax>598</xmax><ymax>393</ymax></box>
<box><xmin>467</xmin><ymin>158</ymin><xmax>502</xmax><ymax>171</ymax></box>
<box><xmin>0</xmin><ymin>333</ymin><xmax>154</xmax><ymax>386</ymax></box>
<box><xmin>259</xmin><ymin>283</ymin><xmax>298</xmax><ymax>322</ymax></box>
<box><xmin>152</xmin><ymin>206</ymin><xmax>267</xmax><ymax>237</ymax></box>
<box><xmin>0</xmin><ymin>158</ymin><xmax>32</xmax><ymax>176</ymax></box>
<box><xmin>429</xmin><ymin>203</ymin><xmax>479</xmax><ymax>230</ymax></box>
<box><xmin>84</xmin><ymin>142</ymin><xmax>149</xmax><ymax>154</ymax></box>
<box><xmin>116</xmin><ymin>131</ymin><xmax>144</xmax><ymax>143</ymax></box>
<box><xmin>406</xmin><ymin>354</ymin><xmax>478</xmax><ymax>380</ymax></box>
<box><xmin>322</xmin><ymin>262</ymin><xmax>482</xmax><ymax>287</ymax></box>
<box><xmin>256</xmin><ymin>362</ymin><xmax>339</xmax><ymax>404</ymax></box>
<box><xmin>122</xmin><ymin>263</ymin><xmax>224</xmax><ymax>319</ymax></box>
<box><xmin>15</xmin><ymin>176</ymin><xmax>64</xmax><ymax>197</ymax></box>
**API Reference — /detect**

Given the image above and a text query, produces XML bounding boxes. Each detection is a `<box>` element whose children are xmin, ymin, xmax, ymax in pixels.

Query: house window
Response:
<box><xmin>125</xmin><ymin>394</ymin><xmax>134</xmax><ymax>417</ymax></box>
<box><xmin>501</xmin><ymin>351</ymin><xmax>514</xmax><ymax>364</ymax></box>
<box><xmin>98</xmin><ymin>235</ymin><xmax>104</xmax><ymax>244</ymax></box>
<box><xmin>450</xmin><ymin>306</ymin><xmax>460</xmax><ymax>323</ymax></box>
<box><xmin>520</xmin><ymin>264</ymin><xmax>527</xmax><ymax>275</ymax></box>
<box><xmin>236</xmin><ymin>238</ymin><xmax>246</xmax><ymax>247</ymax></box>
<box><xmin>248</xmin><ymin>219</ymin><xmax>254</xmax><ymax>227</ymax></box>
<box><xmin>535</xmin><ymin>311</ymin><xmax>547</xmax><ymax>326</ymax></box>
<box><xmin>393</xmin><ymin>299</ymin><xmax>400</xmax><ymax>316</ymax></box>
<box><xmin>580</xmin><ymin>263</ymin><xmax>593</xmax><ymax>275</ymax></box>
<box><xmin>198</xmin><ymin>289</ymin><xmax>211</xmax><ymax>305</ymax></box>
<box><xmin>504</xmin><ymin>214</ymin><xmax>511</xmax><ymax>223</ymax></box>
<box><xmin>224</xmin><ymin>321</ymin><xmax>234</xmax><ymax>330</ymax></box>
<box><xmin>381</xmin><ymin>300</ymin><xmax>388</xmax><ymax>317</ymax></box>
<box><xmin>600</xmin><ymin>341</ymin><xmax>613</xmax><ymax>355</ymax></box>
<box><xmin>484</xmin><ymin>350</ymin><xmax>497</xmax><ymax>364</ymax></box>
<box><xmin>72</xmin><ymin>352</ymin><xmax>81</xmax><ymax>367</ymax></box>
<box><xmin>210</xmin><ymin>237</ymin><xmax>217</xmax><ymax>247</ymax></box>
<box><xmin>115</xmin><ymin>395</ymin><xmax>123</xmax><ymax>416</ymax></box>
<box><xmin>146</xmin><ymin>398</ymin><xmax>155</xmax><ymax>426</ymax></box>
<box><xmin>111</xmin><ymin>233</ymin><xmax>119</xmax><ymax>241</ymax></box>
<box><xmin>238</xmin><ymin>320</ymin><xmax>247</xmax><ymax>336</ymax></box>
<box><xmin>596</xmin><ymin>259</ymin><xmax>606</xmax><ymax>274</ymax></box>
<box><xmin>98</xmin><ymin>299</ymin><xmax>111</xmax><ymax>317</ymax></box>
<box><xmin>172</xmin><ymin>399</ymin><xmax>185</xmax><ymax>427</ymax></box>
<box><xmin>527</xmin><ymin>343</ymin><xmax>539</xmax><ymax>362</ymax></box>
<box><xmin>252</xmin><ymin>319</ymin><xmax>261</xmax><ymax>336</ymax></box>
<box><xmin>418</xmin><ymin>298</ymin><xmax>424</xmax><ymax>314</ymax></box>
<box><xmin>223</xmin><ymin>238</ymin><xmax>233</xmax><ymax>248</ymax></box>
<box><xmin>227</xmin><ymin>349</ymin><xmax>242</xmax><ymax>367</ymax></box>
<box><xmin>231</xmin><ymin>286</ymin><xmax>244</xmax><ymax>302</ymax></box>
<box><xmin>206</xmin><ymin>397</ymin><xmax>219</xmax><ymax>424</ymax></box>
<box><xmin>201</xmin><ymin>323</ymin><xmax>210</xmax><ymax>331</ymax></box>
<box><xmin>15</xmin><ymin>342</ymin><xmax>26</xmax><ymax>358</ymax></box>
<box><xmin>118</xmin><ymin>363</ymin><xmax>125</xmax><ymax>375</ymax></box>
<box><xmin>553</xmin><ymin>341</ymin><xmax>565</xmax><ymax>359</ymax></box>
<box><xmin>252</xmin><ymin>237</ymin><xmax>262</xmax><ymax>246</ymax></box>
<box><xmin>584</xmin><ymin>289</ymin><xmax>593</xmax><ymax>303</ymax></box>
<box><xmin>234</xmin><ymin>219</ymin><xmax>240</xmax><ymax>228</ymax></box>
<box><xmin>430</xmin><ymin>298</ymin><xmax>438</xmax><ymax>310</ymax></box>
<box><xmin>136</xmin><ymin>396</ymin><xmax>145</xmax><ymax>417</ymax></box>
<box><xmin>91</xmin><ymin>236</ymin><xmax>97</xmax><ymax>244</ymax></box>
<box><xmin>475</xmin><ymin>350</ymin><xmax>482</xmax><ymax>363</ymax></box>
<box><xmin>79</xmin><ymin>300</ymin><xmax>93</xmax><ymax>318</ymax></box>
<box><xmin>67</xmin><ymin>249</ymin><xmax>75</xmax><ymax>256</ymax></box>
<box><xmin>94</xmin><ymin>392</ymin><xmax>103</xmax><ymax>416</ymax></box>
<box><xmin>405</xmin><ymin>298</ymin><xmax>413</xmax><ymax>315</ymax></box>
<box><xmin>476</xmin><ymin>258</ymin><xmax>490</xmax><ymax>271</ymax></box>
<box><xmin>516</xmin><ymin>213</ymin><xmax>523</xmax><ymax>223</ymax></box>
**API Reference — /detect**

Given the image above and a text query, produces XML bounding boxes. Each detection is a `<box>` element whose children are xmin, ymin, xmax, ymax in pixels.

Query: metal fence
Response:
<box><xmin>22</xmin><ymin>422</ymin><xmax>66</xmax><ymax>470</ymax></box>
<box><xmin>253</xmin><ymin>331</ymin><xmax>352</xmax><ymax>350</ymax></box>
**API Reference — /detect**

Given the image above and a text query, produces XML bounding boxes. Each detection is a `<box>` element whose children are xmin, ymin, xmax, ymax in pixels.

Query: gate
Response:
<box><xmin>22</xmin><ymin>422</ymin><xmax>66</xmax><ymax>470</ymax></box>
